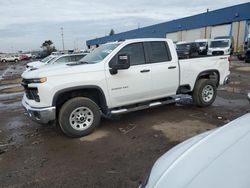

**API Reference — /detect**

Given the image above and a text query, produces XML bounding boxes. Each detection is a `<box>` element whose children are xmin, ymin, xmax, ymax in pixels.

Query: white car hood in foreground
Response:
<box><xmin>147</xmin><ymin>113</ymin><xmax>250</xmax><ymax>188</ymax></box>
<box><xmin>27</xmin><ymin>61</ymin><xmax>44</xmax><ymax>68</ymax></box>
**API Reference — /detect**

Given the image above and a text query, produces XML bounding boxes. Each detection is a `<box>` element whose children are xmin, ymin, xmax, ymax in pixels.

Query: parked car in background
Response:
<box><xmin>140</xmin><ymin>113</ymin><xmax>250</xmax><ymax>188</ymax></box>
<box><xmin>195</xmin><ymin>39</ymin><xmax>209</xmax><ymax>55</ymax></box>
<box><xmin>21</xmin><ymin>38</ymin><xmax>230</xmax><ymax>137</ymax></box>
<box><xmin>245</xmin><ymin>48</ymin><xmax>250</xmax><ymax>63</ymax></box>
<box><xmin>207</xmin><ymin>39</ymin><xmax>232</xmax><ymax>56</ymax></box>
<box><xmin>26</xmin><ymin>53</ymin><xmax>87</xmax><ymax>70</ymax></box>
<box><xmin>176</xmin><ymin>42</ymin><xmax>200</xmax><ymax>59</ymax></box>
<box><xmin>1</xmin><ymin>55</ymin><xmax>20</xmax><ymax>63</ymax></box>
<box><xmin>20</xmin><ymin>54</ymin><xmax>31</xmax><ymax>61</ymax></box>
<box><xmin>26</xmin><ymin>55</ymin><xmax>58</xmax><ymax>69</ymax></box>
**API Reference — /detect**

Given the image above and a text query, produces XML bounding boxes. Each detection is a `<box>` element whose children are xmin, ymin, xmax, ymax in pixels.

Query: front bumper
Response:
<box><xmin>22</xmin><ymin>97</ymin><xmax>56</xmax><ymax>124</ymax></box>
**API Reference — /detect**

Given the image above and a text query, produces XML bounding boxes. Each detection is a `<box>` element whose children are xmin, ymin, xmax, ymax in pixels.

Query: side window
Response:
<box><xmin>147</xmin><ymin>42</ymin><xmax>171</xmax><ymax>63</ymax></box>
<box><xmin>56</xmin><ymin>56</ymin><xmax>70</xmax><ymax>63</ymax></box>
<box><xmin>117</xmin><ymin>43</ymin><xmax>145</xmax><ymax>66</ymax></box>
<box><xmin>75</xmin><ymin>55</ymin><xmax>85</xmax><ymax>61</ymax></box>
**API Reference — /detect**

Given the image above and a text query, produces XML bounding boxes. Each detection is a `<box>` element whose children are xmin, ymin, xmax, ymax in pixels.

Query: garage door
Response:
<box><xmin>185</xmin><ymin>28</ymin><xmax>201</xmax><ymax>41</ymax></box>
<box><xmin>211</xmin><ymin>24</ymin><xmax>231</xmax><ymax>38</ymax></box>
<box><xmin>166</xmin><ymin>32</ymin><xmax>178</xmax><ymax>42</ymax></box>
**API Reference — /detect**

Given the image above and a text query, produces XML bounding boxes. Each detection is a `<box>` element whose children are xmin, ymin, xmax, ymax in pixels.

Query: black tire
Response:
<box><xmin>58</xmin><ymin>97</ymin><xmax>101</xmax><ymax>138</ymax></box>
<box><xmin>2</xmin><ymin>59</ymin><xmax>6</xmax><ymax>63</ymax></box>
<box><xmin>192</xmin><ymin>79</ymin><xmax>217</xmax><ymax>107</ymax></box>
<box><xmin>15</xmin><ymin>59</ymin><xmax>19</xmax><ymax>63</ymax></box>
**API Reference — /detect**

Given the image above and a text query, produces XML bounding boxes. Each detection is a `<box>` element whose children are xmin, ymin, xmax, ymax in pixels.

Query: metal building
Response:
<box><xmin>86</xmin><ymin>2</ymin><xmax>250</xmax><ymax>52</ymax></box>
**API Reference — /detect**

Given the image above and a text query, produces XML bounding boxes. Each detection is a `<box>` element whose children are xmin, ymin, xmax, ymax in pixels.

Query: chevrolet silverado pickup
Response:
<box><xmin>21</xmin><ymin>38</ymin><xmax>230</xmax><ymax>137</ymax></box>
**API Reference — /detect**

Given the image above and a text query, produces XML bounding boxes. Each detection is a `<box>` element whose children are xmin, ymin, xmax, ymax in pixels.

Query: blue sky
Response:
<box><xmin>0</xmin><ymin>0</ymin><xmax>249</xmax><ymax>52</ymax></box>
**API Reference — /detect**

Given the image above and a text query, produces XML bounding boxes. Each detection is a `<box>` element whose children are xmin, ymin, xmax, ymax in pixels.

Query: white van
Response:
<box><xmin>207</xmin><ymin>39</ymin><xmax>232</xmax><ymax>56</ymax></box>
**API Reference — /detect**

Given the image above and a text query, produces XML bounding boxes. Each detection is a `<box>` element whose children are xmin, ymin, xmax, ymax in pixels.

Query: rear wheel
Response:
<box><xmin>2</xmin><ymin>59</ymin><xmax>6</xmax><ymax>63</ymax></box>
<box><xmin>14</xmin><ymin>59</ymin><xmax>19</xmax><ymax>63</ymax></box>
<box><xmin>58</xmin><ymin>97</ymin><xmax>101</xmax><ymax>137</ymax></box>
<box><xmin>192</xmin><ymin>79</ymin><xmax>217</xmax><ymax>107</ymax></box>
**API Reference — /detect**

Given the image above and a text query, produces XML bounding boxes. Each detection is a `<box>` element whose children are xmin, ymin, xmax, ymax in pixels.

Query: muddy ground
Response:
<box><xmin>0</xmin><ymin>59</ymin><xmax>250</xmax><ymax>188</ymax></box>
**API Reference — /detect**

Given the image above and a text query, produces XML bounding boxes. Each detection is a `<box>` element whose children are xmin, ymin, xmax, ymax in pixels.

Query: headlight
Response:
<box><xmin>22</xmin><ymin>77</ymin><xmax>47</xmax><ymax>85</ymax></box>
<box><xmin>31</xmin><ymin>77</ymin><xmax>47</xmax><ymax>83</ymax></box>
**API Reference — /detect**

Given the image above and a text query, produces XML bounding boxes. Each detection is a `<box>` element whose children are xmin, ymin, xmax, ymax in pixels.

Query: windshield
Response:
<box><xmin>79</xmin><ymin>43</ymin><xmax>120</xmax><ymax>64</ymax></box>
<box><xmin>41</xmin><ymin>55</ymin><xmax>54</xmax><ymax>63</ymax></box>
<box><xmin>176</xmin><ymin>43</ymin><xmax>191</xmax><ymax>50</ymax></box>
<box><xmin>46</xmin><ymin>56</ymin><xmax>57</xmax><ymax>64</ymax></box>
<box><xmin>210</xmin><ymin>40</ymin><xmax>229</xmax><ymax>48</ymax></box>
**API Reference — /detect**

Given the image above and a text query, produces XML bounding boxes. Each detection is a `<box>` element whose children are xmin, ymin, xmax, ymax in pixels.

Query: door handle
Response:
<box><xmin>168</xmin><ymin>66</ymin><xmax>176</xmax><ymax>69</ymax></box>
<box><xmin>140</xmin><ymin>69</ymin><xmax>150</xmax><ymax>73</ymax></box>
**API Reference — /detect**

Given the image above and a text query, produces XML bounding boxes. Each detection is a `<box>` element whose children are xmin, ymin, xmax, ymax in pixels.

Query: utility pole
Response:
<box><xmin>61</xmin><ymin>27</ymin><xmax>65</xmax><ymax>51</ymax></box>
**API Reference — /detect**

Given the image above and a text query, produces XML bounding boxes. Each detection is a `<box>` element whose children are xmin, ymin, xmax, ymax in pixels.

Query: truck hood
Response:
<box><xmin>27</xmin><ymin>61</ymin><xmax>44</xmax><ymax>68</ymax></box>
<box><xmin>147</xmin><ymin>113</ymin><xmax>250</xmax><ymax>188</ymax></box>
<box><xmin>22</xmin><ymin>62</ymin><xmax>103</xmax><ymax>79</ymax></box>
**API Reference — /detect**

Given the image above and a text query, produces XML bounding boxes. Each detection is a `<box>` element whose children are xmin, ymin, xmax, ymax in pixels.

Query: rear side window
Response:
<box><xmin>147</xmin><ymin>41</ymin><xmax>171</xmax><ymax>63</ymax></box>
<box><xmin>75</xmin><ymin>55</ymin><xmax>85</xmax><ymax>61</ymax></box>
<box><xmin>118</xmin><ymin>43</ymin><xmax>145</xmax><ymax>66</ymax></box>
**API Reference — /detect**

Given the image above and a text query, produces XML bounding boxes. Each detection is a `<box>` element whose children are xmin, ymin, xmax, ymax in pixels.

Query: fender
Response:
<box><xmin>195</xmin><ymin>69</ymin><xmax>220</xmax><ymax>87</ymax></box>
<box><xmin>52</xmin><ymin>85</ymin><xmax>108</xmax><ymax>113</ymax></box>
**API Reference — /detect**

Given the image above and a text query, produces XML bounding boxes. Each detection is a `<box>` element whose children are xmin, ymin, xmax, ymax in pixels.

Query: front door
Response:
<box><xmin>105</xmin><ymin>42</ymin><xmax>152</xmax><ymax>108</ymax></box>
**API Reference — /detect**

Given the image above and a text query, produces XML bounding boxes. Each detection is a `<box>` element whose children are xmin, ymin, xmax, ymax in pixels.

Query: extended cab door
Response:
<box><xmin>105</xmin><ymin>42</ymin><xmax>152</xmax><ymax>108</ymax></box>
<box><xmin>145</xmin><ymin>41</ymin><xmax>179</xmax><ymax>98</ymax></box>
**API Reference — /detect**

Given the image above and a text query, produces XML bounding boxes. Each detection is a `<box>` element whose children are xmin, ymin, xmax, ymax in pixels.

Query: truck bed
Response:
<box><xmin>179</xmin><ymin>55</ymin><xmax>230</xmax><ymax>90</ymax></box>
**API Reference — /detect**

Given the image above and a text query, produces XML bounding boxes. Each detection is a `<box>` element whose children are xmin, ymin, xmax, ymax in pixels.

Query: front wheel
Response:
<box><xmin>192</xmin><ymin>79</ymin><xmax>217</xmax><ymax>107</ymax></box>
<box><xmin>59</xmin><ymin>97</ymin><xmax>101</xmax><ymax>137</ymax></box>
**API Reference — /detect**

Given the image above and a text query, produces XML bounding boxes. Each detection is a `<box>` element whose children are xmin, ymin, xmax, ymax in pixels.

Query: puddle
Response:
<box><xmin>153</xmin><ymin>120</ymin><xmax>216</xmax><ymax>142</ymax></box>
<box><xmin>225</xmin><ymin>87</ymin><xmax>242</xmax><ymax>94</ymax></box>
<box><xmin>0</xmin><ymin>92</ymin><xmax>23</xmax><ymax>101</ymax></box>
<box><xmin>79</xmin><ymin>130</ymin><xmax>108</xmax><ymax>142</ymax></box>
<box><xmin>0</xmin><ymin>65</ymin><xmax>25</xmax><ymax>80</ymax></box>
<box><xmin>0</xmin><ymin>84</ymin><xmax>20</xmax><ymax>90</ymax></box>
<box><xmin>0</xmin><ymin>86</ymin><xmax>23</xmax><ymax>94</ymax></box>
<box><xmin>236</xmin><ymin>67</ymin><xmax>250</xmax><ymax>72</ymax></box>
<box><xmin>0</xmin><ymin>101</ymin><xmax>22</xmax><ymax>112</ymax></box>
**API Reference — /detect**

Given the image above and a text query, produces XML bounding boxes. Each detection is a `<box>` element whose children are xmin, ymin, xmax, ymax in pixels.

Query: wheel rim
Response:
<box><xmin>202</xmin><ymin>85</ymin><xmax>214</xmax><ymax>102</ymax></box>
<box><xmin>69</xmin><ymin>107</ymin><xmax>94</xmax><ymax>131</ymax></box>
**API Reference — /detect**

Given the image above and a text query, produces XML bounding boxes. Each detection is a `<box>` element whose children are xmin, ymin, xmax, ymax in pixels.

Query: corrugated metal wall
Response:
<box><xmin>87</xmin><ymin>2</ymin><xmax>250</xmax><ymax>50</ymax></box>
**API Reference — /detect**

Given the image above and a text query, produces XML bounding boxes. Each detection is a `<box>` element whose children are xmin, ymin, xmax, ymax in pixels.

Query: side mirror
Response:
<box><xmin>109</xmin><ymin>54</ymin><xmax>130</xmax><ymax>75</ymax></box>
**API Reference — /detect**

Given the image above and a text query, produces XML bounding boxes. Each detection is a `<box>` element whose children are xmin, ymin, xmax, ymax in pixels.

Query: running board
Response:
<box><xmin>111</xmin><ymin>98</ymin><xmax>178</xmax><ymax>115</ymax></box>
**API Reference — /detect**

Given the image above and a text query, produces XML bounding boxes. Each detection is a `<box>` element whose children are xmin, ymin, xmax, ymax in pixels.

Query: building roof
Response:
<box><xmin>86</xmin><ymin>2</ymin><xmax>250</xmax><ymax>46</ymax></box>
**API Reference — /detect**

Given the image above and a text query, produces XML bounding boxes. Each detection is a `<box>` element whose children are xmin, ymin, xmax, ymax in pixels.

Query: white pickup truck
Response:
<box><xmin>21</xmin><ymin>38</ymin><xmax>230</xmax><ymax>137</ymax></box>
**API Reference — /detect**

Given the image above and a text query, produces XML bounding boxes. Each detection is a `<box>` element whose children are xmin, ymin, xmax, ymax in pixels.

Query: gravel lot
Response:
<box><xmin>0</xmin><ymin>58</ymin><xmax>250</xmax><ymax>188</ymax></box>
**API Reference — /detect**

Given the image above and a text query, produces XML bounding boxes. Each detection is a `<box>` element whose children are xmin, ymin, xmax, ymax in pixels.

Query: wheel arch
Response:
<box><xmin>194</xmin><ymin>69</ymin><xmax>220</xmax><ymax>88</ymax></box>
